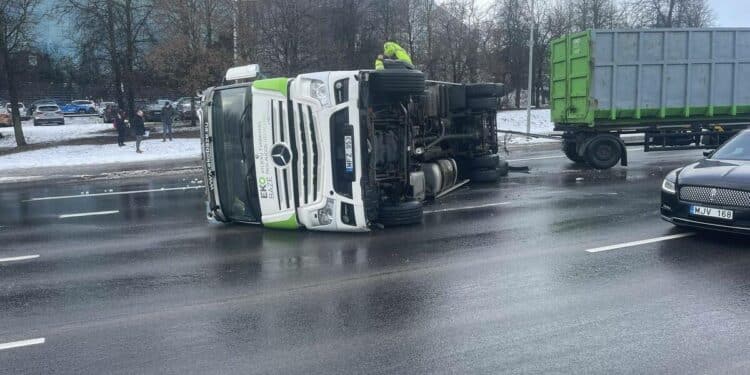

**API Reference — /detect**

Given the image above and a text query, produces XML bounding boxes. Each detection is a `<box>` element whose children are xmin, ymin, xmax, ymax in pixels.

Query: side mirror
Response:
<box><xmin>703</xmin><ymin>150</ymin><xmax>713</xmax><ymax>158</ymax></box>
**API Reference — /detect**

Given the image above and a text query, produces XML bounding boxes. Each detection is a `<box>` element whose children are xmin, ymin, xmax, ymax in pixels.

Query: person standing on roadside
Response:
<box><xmin>161</xmin><ymin>101</ymin><xmax>174</xmax><ymax>142</ymax></box>
<box><xmin>133</xmin><ymin>109</ymin><xmax>146</xmax><ymax>153</ymax></box>
<box><xmin>114</xmin><ymin>109</ymin><xmax>127</xmax><ymax>146</ymax></box>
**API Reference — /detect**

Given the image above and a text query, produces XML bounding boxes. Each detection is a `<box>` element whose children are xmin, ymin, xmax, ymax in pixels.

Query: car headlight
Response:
<box><xmin>316</xmin><ymin>198</ymin><xmax>335</xmax><ymax>226</ymax></box>
<box><xmin>661</xmin><ymin>169</ymin><xmax>679</xmax><ymax>194</ymax></box>
<box><xmin>304</xmin><ymin>79</ymin><xmax>330</xmax><ymax>107</ymax></box>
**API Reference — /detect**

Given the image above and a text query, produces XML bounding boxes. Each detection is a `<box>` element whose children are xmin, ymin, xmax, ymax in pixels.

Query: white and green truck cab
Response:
<box><xmin>200</xmin><ymin>64</ymin><xmax>505</xmax><ymax>232</ymax></box>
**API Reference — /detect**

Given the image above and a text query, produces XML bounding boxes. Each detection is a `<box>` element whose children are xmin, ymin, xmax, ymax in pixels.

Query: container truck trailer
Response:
<box><xmin>551</xmin><ymin>28</ymin><xmax>750</xmax><ymax>169</ymax></box>
<box><xmin>200</xmin><ymin>65</ymin><xmax>505</xmax><ymax>232</ymax></box>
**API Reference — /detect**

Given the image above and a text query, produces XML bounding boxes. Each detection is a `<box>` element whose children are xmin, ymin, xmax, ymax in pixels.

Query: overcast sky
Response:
<box><xmin>710</xmin><ymin>0</ymin><xmax>750</xmax><ymax>27</ymax></box>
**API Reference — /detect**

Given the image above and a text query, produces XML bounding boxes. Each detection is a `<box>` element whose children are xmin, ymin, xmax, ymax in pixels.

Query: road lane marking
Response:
<box><xmin>0</xmin><ymin>255</ymin><xmax>39</xmax><ymax>263</ymax></box>
<box><xmin>59</xmin><ymin>210</ymin><xmax>119</xmax><ymax>219</ymax></box>
<box><xmin>0</xmin><ymin>338</ymin><xmax>45</xmax><ymax>351</ymax></box>
<box><xmin>585</xmin><ymin>233</ymin><xmax>695</xmax><ymax>253</ymax></box>
<box><xmin>24</xmin><ymin>186</ymin><xmax>205</xmax><ymax>202</ymax></box>
<box><xmin>425</xmin><ymin>201</ymin><xmax>510</xmax><ymax>214</ymax></box>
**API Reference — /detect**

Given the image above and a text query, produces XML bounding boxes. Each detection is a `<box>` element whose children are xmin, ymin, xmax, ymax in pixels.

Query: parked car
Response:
<box><xmin>27</xmin><ymin>99</ymin><xmax>58</xmax><ymax>117</ymax></box>
<box><xmin>174</xmin><ymin>97</ymin><xmax>200</xmax><ymax>121</ymax></box>
<box><xmin>143</xmin><ymin>99</ymin><xmax>171</xmax><ymax>122</ymax></box>
<box><xmin>662</xmin><ymin>129</ymin><xmax>750</xmax><ymax>234</ymax></box>
<box><xmin>33</xmin><ymin>104</ymin><xmax>65</xmax><ymax>126</ymax></box>
<box><xmin>5</xmin><ymin>102</ymin><xmax>30</xmax><ymax>120</ymax></box>
<box><xmin>0</xmin><ymin>108</ymin><xmax>11</xmax><ymax>127</ymax></box>
<box><xmin>61</xmin><ymin>100</ymin><xmax>98</xmax><ymax>114</ymax></box>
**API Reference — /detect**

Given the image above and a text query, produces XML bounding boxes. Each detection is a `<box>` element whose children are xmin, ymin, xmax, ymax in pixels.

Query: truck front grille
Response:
<box><xmin>680</xmin><ymin>186</ymin><xmax>750</xmax><ymax>208</ymax></box>
<box><xmin>294</xmin><ymin>103</ymin><xmax>320</xmax><ymax>205</ymax></box>
<box><xmin>271</xmin><ymin>99</ymin><xmax>294</xmax><ymax>211</ymax></box>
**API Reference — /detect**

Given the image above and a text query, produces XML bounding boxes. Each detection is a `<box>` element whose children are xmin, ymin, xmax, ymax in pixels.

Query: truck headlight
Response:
<box><xmin>317</xmin><ymin>198</ymin><xmax>335</xmax><ymax>225</ymax></box>
<box><xmin>661</xmin><ymin>169</ymin><xmax>679</xmax><ymax>194</ymax></box>
<box><xmin>306</xmin><ymin>79</ymin><xmax>330</xmax><ymax>107</ymax></box>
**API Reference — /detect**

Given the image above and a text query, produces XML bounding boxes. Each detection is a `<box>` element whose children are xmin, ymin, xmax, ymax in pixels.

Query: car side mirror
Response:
<box><xmin>703</xmin><ymin>150</ymin><xmax>713</xmax><ymax>158</ymax></box>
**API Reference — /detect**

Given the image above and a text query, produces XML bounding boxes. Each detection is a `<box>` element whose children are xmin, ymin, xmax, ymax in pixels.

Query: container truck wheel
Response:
<box><xmin>377</xmin><ymin>201</ymin><xmax>423</xmax><ymax>227</ymax></box>
<box><xmin>369</xmin><ymin>70</ymin><xmax>426</xmax><ymax>96</ymax></box>
<box><xmin>583</xmin><ymin>135</ymin><xmax>622</xmax><ymax>170</ymax></box>
<box><xmin>562</xmin><ymin>141</ymin><xmax>585</xmax><ymax>163</ymax></box>
<box><xmin>471</xmin><ymin>154</ymin><xmax>500</xmax><ymax>169</ymax></box>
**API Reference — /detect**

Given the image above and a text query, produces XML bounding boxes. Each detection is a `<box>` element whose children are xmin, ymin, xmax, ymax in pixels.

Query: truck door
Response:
<box><xmin>202</xmin><ymin>85</ymin><xmax>261</xmax><ymax>223</ymax></box>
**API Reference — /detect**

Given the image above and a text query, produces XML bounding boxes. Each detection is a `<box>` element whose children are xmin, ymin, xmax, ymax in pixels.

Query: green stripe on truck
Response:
<box><xmin>263</xmin><ymin>213</ymin><xmax>299</xmax><ymax>230</ymax></box>
<box><xmin>253</xmin><ymin>78</ymin><xmax>289</xmax><ymax>96</ymax></box>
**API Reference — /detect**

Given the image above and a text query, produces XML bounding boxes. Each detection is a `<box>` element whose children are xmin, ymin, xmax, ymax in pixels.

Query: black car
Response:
<box><xmin>661</xmin><ymin>130</ymin><xmax>750</xmax><ymax>234</ymax></box>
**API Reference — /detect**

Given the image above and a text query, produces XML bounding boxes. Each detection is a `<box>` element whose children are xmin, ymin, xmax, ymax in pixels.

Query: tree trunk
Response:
<box><xmin>106</xmin><ymin>0</ymin><xmax>124</xmax><ymax>110</ymax></box>
<box><xmin>0</xmin><ymin>26</ymin><xmax>26</xmax><ymax>147</ymax></box>
<box><xmin>123</xmin><ymin>0</ymin><xmax>136</xmax><ymax>119</ymax></box>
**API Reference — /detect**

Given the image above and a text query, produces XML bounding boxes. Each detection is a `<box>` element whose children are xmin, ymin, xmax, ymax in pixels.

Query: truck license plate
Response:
<box><xmin>344</xmin><ymin>135</ymin><xmax>353</xmax><ymax>173</ymax></box>
<box><xmin>690</xmin><ymin>205</ymin><xmax>733</xmax><ymax>220</ymax></box>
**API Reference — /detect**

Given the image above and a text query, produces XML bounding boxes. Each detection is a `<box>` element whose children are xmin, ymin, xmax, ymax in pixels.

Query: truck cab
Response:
<box><xmin>200</xmin><ymin>65</ymin><xmax>504</xmax><ymax>232</ymax></box>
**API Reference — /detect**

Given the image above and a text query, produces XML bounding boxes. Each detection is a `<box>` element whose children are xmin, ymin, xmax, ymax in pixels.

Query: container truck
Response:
<box><xmin>199</xmin><ymin>64</ymin><xmax>505</xmax><ymax>232</ymax></box>
<box><xmin>551</xmin><ymin>28</ymin><xmax>750</xmax><ymax>169</ymax></box>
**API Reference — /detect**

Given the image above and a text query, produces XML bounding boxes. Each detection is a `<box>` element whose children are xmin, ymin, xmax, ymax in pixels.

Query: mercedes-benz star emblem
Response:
<box><xmin>270</xmin><ymin>143</ymin><xmax>292</xmax><ymax>169</ymax></box>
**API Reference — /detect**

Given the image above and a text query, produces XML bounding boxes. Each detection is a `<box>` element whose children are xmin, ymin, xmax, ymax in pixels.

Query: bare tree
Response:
<box><xmin>629</xmin><ymin>0</ymin><xmax>713</xmax><ymax>27</ymax></box>
<box><xmin>0</xmin><ymin>0</ymin><xmax>40</xmax><ymax>147</ymax></box>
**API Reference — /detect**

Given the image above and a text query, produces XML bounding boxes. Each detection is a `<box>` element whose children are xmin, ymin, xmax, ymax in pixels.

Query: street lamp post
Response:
<box><xmin>526</xmin><ymin>0</ymin><xmax>534</xmax><ymax>138</ymax></box>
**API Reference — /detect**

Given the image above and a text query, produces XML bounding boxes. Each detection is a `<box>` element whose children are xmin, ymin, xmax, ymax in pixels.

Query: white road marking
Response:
<box><xmin>59</xmin><ymin>210</ymin><xmax>119</xmax><ymax>219</ymax></box>
<box><xmin>0</xmin><ymin>338</ymin><xmax>45</xmax><ymax>351</ymax></box>
<box><xmin>24</xmin><ymin>186</ymin><xmax>205</xmax><ymax>202</ymax></box>
<box><xmin>585</xmin><ymin>233</ymin><xmax>695</xmax><ymax>253</ymax></box>
<box><xmin>425</xmin><ymin>201</ymin><xmax>510</xmax><ymax>214</ymax></box>
<box><xmin>0</xmin><ymin>255</ymin><xmax>40</xmax><ymax>263</ymax></box>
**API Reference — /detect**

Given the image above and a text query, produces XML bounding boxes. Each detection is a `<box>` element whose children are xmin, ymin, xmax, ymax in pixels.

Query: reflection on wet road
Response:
<box><xmin>1</xmin><ymin>147</ymin><xmax>749</xmax><ymax>374</ymax></box>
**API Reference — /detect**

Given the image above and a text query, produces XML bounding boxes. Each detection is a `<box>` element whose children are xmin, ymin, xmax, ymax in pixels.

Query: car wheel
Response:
<box><xmin>584</xmin><ymin>134</ymin><xmax>622</xmax><ymax>170</ymax></box>
<box><xmin>377</xmin><ymin>200</ymin><xmax>424</xmax><ymax>227</ymax></box>
<box><xmin>471</xmin><ymin>154</ymin><xmax>500</xmax><ymax>169</ymax></box>
<box><xmin>467</xmin><ymin>97</ymin><xmax>498</xmax><ymax>111</ymax></box>
<box><xmin>368</xmin><ymin>69</ymin><xmax>426</xmax><ymax>97</ymax></box>
<box><xmin>562</xmin><ymin>140</ymin><xmax>585</xmax><ymax>163</ymax></box>
<box><xmin>470</xmin><ymin>167</ymin><xmax>501</xmax><ymax>183</ymax></box>
<box><xmin>466</xmin><ymin>83</ymin><xmax>499</xmax><ymax>98</ymax></box>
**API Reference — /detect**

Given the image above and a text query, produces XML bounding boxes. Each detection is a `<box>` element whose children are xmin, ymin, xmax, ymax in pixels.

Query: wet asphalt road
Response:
<box><xmin>1</xmin><ymin>146</ymin><xmax>749</xmax><ymax>374</ymax></box>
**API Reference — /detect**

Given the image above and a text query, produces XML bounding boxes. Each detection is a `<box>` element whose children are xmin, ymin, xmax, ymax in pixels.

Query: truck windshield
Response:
<box><xmin>211</xmin><ymin>86</ymin><xmax>261</xmax><ymax>222</ymax></box>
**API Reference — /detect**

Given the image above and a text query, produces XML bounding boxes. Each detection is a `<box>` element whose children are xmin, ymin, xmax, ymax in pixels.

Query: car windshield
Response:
<box><xmin>711</xmin><ymin>132</ymin><xmax>750</xmax><ymax>161</ymax></box>
<box><xmin>38</xmin><ymin>106</ymin><xmax>58</xmax><ymax>111</ymax></box>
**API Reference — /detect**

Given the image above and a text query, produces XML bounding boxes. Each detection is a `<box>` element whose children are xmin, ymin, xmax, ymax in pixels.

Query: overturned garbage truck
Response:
<box><xmin>199</xmin><ymin>64</ymin><xmax>505</xmax><ymax>232</ymax></box>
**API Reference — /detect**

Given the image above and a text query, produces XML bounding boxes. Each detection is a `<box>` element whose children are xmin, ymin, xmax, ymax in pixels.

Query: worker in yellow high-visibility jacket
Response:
<box><xmin>375</xmin><ymin>41</ymin><xmax>413</xmax><ymax>70</ymax></box>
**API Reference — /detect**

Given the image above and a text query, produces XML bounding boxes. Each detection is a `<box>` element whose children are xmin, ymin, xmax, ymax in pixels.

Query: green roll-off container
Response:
<box><xmin>551</xmin><ymin>28</ymin><xmax>750</xmax><ymax>127</ymax></box>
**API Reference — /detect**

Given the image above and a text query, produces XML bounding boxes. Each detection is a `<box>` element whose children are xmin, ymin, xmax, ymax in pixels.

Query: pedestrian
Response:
<box><xmin>161</xmin><ymin>101</ymin><xmax>174</xmax><ymax>142</ymax></box>
<box><xmin>114</xmin><ymin>109</ymin><xmax>127</xmax><ymax>147</ymax></box>
<box><xmin>133</xmin><ymin>109</ymin><xmax>146</xmax><ymax>153</ymax></box>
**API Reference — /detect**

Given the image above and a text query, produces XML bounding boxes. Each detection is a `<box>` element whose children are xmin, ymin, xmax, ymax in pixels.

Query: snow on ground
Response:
<box><xmin>496</xmin><ymin>109</ymin><xmax>558</xmax><ymax>145</ymax></box>
<box><xmin>0</xmin><ymin>138</ymin><xmax>200</xmax><ymax>171</ymax></box>
<box><xmin>0</xmin><ymin>117</ymin><xmax>113</xmax><ymax>148</ymax></box>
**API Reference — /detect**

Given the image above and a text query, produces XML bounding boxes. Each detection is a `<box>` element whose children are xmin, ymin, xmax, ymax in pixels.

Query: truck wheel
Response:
<box><xmin>467</xmin><ymin>97</ymin><xmax>498</xmax><ymax>111</ymax></box>
<box><xmin>584</xmin><ymin>135</ymin><xmax>622</xmax><ymax>169</ymax></box>
<box><xmin>369</xmin><ymin>70</ymin><xmax>426</xmax><ymax>96</ymax></box>
<box><xmin>470</xmin><ymin>167</ymin><xmax>500</xmax><ymax>183</ymax></box>
<box><xmin>377</xmin><ymin>200</ymin><xmax>423</xmax><ymax>227</ymax></box>
<box><xmin>466</xmin><ymin>83</ymin><xmax>499</xmax><ymax>98</ymax></box>
<box><xmin>471</xmin><ymin>154</ymin><xmax>500</xmax><ymax>169</ymax></box>
<box><xmin>562</xmin><ymin>141</ymin><xmax>585</xmax><ymax>163</ymax></box>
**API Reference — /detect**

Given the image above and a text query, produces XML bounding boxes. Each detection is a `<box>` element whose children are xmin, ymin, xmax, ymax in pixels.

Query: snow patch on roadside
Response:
<box><xmin>0</xmin><ymin>138</ymin><xmax>200</xmax><ymax>171</ymax></box>
<box><xmin>0</xmin><ymin>117</ymin><xmax>112</xmax><ymax>148</ymax></box>
<box><xmin>496</xmin><ymin>109</ymin><xmax>558</xmax><ymax>144</ymax></box>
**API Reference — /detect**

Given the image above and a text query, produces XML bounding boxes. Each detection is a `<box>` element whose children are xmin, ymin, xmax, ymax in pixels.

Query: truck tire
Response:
<box><xmin>562</xmin><ymin>140</ymin><xmax>585</xmax><ymax>163</ymax></box>
<box><xmin>466</xmin><ymin>83</ymin><xmax>498</xmax><ymax>98</ymax></box>
<box><xmin>470</xmin><ymin>167</ymin><xmax>500</xmax><ymax>183</ymax></box>
<box><xmin>584</xmin><ymin>134</ymin><xmax>622</xmax><ymax>169</ymax></box>
<box><xmin>377</xmin><ymin>200</ymin><xmax>423</xmax><ymax>227</ymax></box>
<box><xmin>497</xmin><ymin>159</ymin><xmax>509</xmax><ymax>177</ymax></box>
<box><xmin>471</xmin><ymin>154</ymin><xmax>500</xmax><ymax>169</ymax></box>
<box><xmin>467</xmin><ymin>97</ymin><xmax>498</xmax><ymax>111</ymax></box>
<box><xmin>369</xmin><ymin>70</ymin><xmax>426</xmax><ymax>96</ymax></box>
